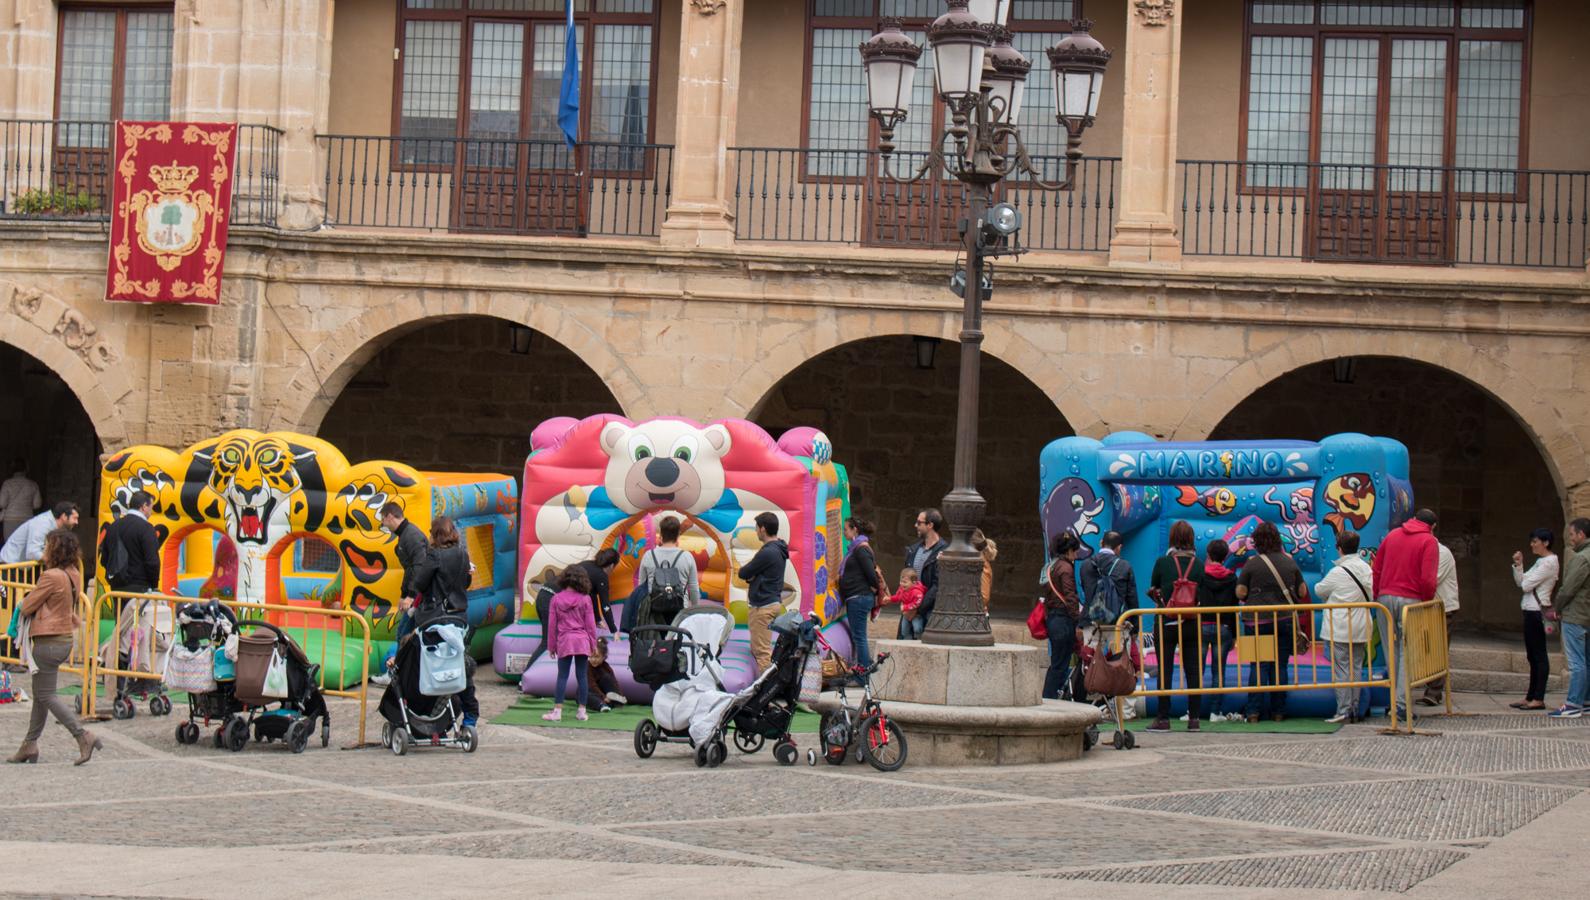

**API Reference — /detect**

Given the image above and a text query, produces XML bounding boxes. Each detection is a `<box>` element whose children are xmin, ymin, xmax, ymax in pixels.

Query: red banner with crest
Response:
<box><xmin>105</xmin><ymin>121</ymin><xmax>238</xmax><ymax>305</ymax></box>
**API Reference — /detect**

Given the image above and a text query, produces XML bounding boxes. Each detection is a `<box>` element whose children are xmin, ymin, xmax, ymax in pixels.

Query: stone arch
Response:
<box><xmin>270</xmin><ymin>294</ymin><xmax>645</xmax><ymax>434</ymax></box>
<box><xmin>730</xmin><ymin>309</ymin><xmax>1108</xmax><ymax>434</ymax></box>
<box><xmin>0</xmin><ymin>280</ymin><xmax>133</xmax><ymax>450</ymax></box>
<box><xmin>1172</xmin><ymin>331</ymin><xmax>1587</xmax><ymax>501</ymax></box>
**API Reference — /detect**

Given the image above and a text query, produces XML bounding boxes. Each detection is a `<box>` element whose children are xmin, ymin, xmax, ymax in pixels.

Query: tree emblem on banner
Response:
<box><xmin>107</xmin><ymin>122</ymin><xmax>238</xmax><ymax>305</ymax></box>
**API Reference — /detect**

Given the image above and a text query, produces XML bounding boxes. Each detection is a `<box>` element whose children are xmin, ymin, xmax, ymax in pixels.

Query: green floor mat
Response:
<box><xmin>1122</xmin><ymin>716</ymin><xmax>1342</xmax><ymax>734</ymax></box>
<box><xmin>492</xmin><ymin>694</ymin><xmax>823</xmax><ymax>733</ymax></box>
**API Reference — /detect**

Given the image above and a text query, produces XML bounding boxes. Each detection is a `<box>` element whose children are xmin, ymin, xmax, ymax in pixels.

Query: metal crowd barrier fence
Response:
<box><xmin>95</xmin><ymin>591</ymin><xmax>376</xmax><ymax>748</ymax></box>
<box><xmin>2</xmin><ymin>560</ymin><xmax>99</xmax><ymax>718</ymax></box>
<box><xmin>1397</xmin><ymin>599</ymin><xmax>1453</xmax><ymax>733</ymax></box>
<box><xmin>1115</xmin><ymin>602</ymin><xmax>1398</xmax><ymax>721</ymax></box>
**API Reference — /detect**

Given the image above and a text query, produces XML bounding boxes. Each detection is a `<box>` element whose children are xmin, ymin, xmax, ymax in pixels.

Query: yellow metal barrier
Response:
<box><xmin>2</xmin><ymin>561</ymin><xmax>99</xmax><ymax>718</ymax></box>
<box><xmin>1116</xmin><ymin>603</ymin><xmax>1398</xmax><ymax>720</ymax></box>
<box><xmin>96</xmin><ymin>591</ymin><xmax>376</xmax><ymax>748</ymax></box>
<box><xmin>1398</xmin><ymin>599</ymin><xmax>1453</xmax><ymax>733</ymax></box>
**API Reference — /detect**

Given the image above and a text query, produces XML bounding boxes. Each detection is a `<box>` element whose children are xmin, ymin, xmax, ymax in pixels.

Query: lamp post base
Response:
<box><xmin>921</xmin><ymin>487</ymin><xmax>995</xmax><ymax>647</ymax></box>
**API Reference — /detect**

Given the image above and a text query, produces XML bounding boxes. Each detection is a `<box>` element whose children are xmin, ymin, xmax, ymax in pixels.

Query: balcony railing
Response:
<box><xmin>0</xmin><ymin>119</ymin><xmax>281</xmax><ymax>227</ymax></box>
<box><xmin>731</xmin><ymin>147</ymin><xmax>1119</xmax><ymax>253</ymax></box>
<box><xmin>320</xmin><ymin>135</ymin><xmax>671</xmax><ymax>239</ymax></box>
<box><xmin>1178</xmin><ymin>160</ymin><xmax>1589</xmax><ymax>269</ymax></box>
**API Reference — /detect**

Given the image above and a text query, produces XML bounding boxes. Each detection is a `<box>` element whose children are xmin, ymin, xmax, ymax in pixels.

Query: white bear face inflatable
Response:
<box><xmin>599</xmin><ymin>420</ymin><xmax>732</xmax><ymax>515</ymax></box>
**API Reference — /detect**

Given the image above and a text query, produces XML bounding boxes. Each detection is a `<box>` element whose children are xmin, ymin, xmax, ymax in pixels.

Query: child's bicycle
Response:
<box><xmin>807</xmin><ymin>639</ymin><xmax>907</xmax><ymax>772</ymax></box>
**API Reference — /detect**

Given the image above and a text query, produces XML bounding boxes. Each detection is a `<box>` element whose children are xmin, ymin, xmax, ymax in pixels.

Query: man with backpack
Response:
<box><xmin>737</xmin><ymin>512</ymin><xmax>788</xmax><ymax>675</ymax></box>
<box><xmin>1080</xmin><ymin>530</ymin><xmax>1138</xmax><ymax>629</ymax></box>
<box><xmin>101</xmin><ymin>491</ymin><xmax>160</xmax><ymax>594</ymax></box>
<box><xmin>639</xmin><ymin>516</ymin><xmax>700</xmax><ymax>624</ymax></box>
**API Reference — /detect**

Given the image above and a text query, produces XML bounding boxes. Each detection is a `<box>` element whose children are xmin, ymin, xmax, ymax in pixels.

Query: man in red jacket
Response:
<box><xmin>1372</xmin><ymin>508</ymin><xmax>1440</xmax><ymax>722</ymax></box>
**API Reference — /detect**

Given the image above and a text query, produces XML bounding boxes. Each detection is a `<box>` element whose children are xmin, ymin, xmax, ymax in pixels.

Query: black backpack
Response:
<box><xmin>100</xmin><ymin>524</ymin><xmax>132</xmax><ymax>587</ymax></box>
<box><xmin>646</xmin><ymin>549</ymin><xmax>689</xmax><ymax>617</ymax></box>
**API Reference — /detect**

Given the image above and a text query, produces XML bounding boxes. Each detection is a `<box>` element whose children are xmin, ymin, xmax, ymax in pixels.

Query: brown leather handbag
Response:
<box><xmin>1084</xmin><ymin>632</ymin><xmax>1139</xmax><ymax>697</ymax></box>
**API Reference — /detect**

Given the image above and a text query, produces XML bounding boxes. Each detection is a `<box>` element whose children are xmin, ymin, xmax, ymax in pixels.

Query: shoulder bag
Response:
<box><xmin>1259</xmin><ymin>554</ymin><xmax>1312</xmax><ymax>655</ymax></box>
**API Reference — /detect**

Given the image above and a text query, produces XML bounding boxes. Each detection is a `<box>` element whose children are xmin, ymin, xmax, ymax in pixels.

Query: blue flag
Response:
<box><xmin>558</xmin><ymin>1</ymin><xmax>580</xmax><ymax>150</ymax></box>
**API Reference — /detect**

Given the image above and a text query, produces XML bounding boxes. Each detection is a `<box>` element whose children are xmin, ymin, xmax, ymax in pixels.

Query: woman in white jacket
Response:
<box><xmin>1314</xmin><ymin>531</ymin><xmax>1375</xmax><ymax>724</ymax></box>
<box><xmin>1511</xmin><ymin>528</ymin><xmax>1558</xmax><ymax>710</ymax></box>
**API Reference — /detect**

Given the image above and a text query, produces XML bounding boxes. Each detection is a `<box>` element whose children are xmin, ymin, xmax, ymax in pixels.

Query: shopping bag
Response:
<box><xmin>261</xmin><ymin>648</ymin><xmax>290</xmax><ymax>698</ymax></box>
<box><xmin>797</xmin><ymin>651</ymin><xmax>823</xmax><ymax>705</ymax></box>
<box><xmin>166</xmin><ymin>645</ymin><xmax>218</xmax><ymax>694</ymax></box>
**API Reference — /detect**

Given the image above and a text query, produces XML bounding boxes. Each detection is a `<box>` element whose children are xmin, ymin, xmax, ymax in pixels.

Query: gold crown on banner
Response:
<box><xmin>149</xmin><ymin>162</ymin><xmax>200</xmax><ymax>193</ymax></box>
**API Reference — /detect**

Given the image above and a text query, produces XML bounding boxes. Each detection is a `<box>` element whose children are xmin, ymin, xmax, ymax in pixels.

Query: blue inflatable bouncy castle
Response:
<box><xmin>1039</xmin><ymin>431</ymin><xmax>1415</xmax><ymax>717</ymax></box>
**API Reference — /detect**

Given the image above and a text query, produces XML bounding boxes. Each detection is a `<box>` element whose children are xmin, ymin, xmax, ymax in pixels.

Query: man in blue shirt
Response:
<box><xmin>0</xmin><ymin>501</ymin><xmax>79</xmax><ymax>565</ymax></box>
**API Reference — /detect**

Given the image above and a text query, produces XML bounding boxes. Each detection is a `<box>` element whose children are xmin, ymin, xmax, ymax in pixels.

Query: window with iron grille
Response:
<box><xmin>55</xmin><ymin>5</ymin><xmax>174</xmax><ymax>149</ymax></box>
<box><xmin>396</xmin><ymin>0</ymin><xmax>658</xmax><ymax>169</ymax></box>
<box><xmin>1242</xmin><ymin>1</ymin><xmax>1529</xmax><ymax>193</ymax></box>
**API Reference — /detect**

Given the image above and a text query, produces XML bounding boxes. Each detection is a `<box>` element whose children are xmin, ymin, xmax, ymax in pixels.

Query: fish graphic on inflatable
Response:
<box><xmin>1175</xmin><ymin>484</ymin><xmax>1237</xmax><ymax>517</ymax></box>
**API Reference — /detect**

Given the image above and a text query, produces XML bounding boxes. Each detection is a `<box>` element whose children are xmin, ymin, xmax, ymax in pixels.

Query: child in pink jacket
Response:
<box><xmin>542</xmin><ymin>566</ymin><xmax>599</xmax><ymax>721</ymax></box>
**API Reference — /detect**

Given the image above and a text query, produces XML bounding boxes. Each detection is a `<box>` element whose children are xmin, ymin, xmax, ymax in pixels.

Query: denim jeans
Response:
<box><xmin>1243</xmin><ymin>619</ymin><xmax>1293</xmax><ymax>719</ymax></box>
<box><xmin>1375</xmin><ymin>595</ymin><xmax>1421</xmax><ymax>716</ymax></box>
<box><xmin>845</xmin><ymin>592</ymin><xmax>875</xmax><ymax>672</ymax></box>
<box><xmin>1563</xmin><ymin>621</ymin><xmax>1590</xmax><ymax>708</ymax></box>
<box><xmin>553</xmin><ymin>655</ymin><xmax>589</xmax><ymax>708</ymax></box>
<box><xmin>1201</xmin><ymin>623</ymin><xmax>1235</xmax><ymax>715</ymax></box>
<box><xmin>1043</xmin><ymin>609</ymin><xmax>1079</xmax><ymax>700</ymax></box>
<box><xmin>897</xmin><ymin>613</ymin><xmax>924</xmax><ymax>640</ymax></box>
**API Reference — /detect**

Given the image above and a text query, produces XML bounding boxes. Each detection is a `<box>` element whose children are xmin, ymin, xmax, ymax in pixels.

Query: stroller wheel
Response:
<box><xmin>380</xmin><ymin>722</ymin><xmax>393</xmax><ymax>749</ymax></box>
<box><xmin>633</xmin><ymin>720</ymin><xmax>658</xmax><ymax>759</ymax></box>
<box><xmin>1111</xmin><ymin>730</ymin><xmax>1126</xmax><ymax>751</ymax></box>
<box><xmin>224</xmin><ymin>717</ymin><xmax>249</xmax><ymax>752</ymax></box>
<box><xmin>1083</xmin><ymin>725</ymin><xmax>1099</xmax><ymax>752</ymax></box>
<box><xmin>184</xmin><ymin>722</ymin><xmax>201</xmax><ymax>744</ymax></box>
<box><xmin>390</xmin><ymin>727</ymin><xmax>408</xmax><ymax>756</ymax></box>
<box><xmin>287</xmin><ymin>719</ymin><xmax>311</xmax><ymax>754</ymax></box>
<box><xmin>112</xmin><ymin>697</ymin><xmax>134</xmax><ymax>720</ymax></box>
<box><xmin>806</xmin><ymin>748</ymin><xmax>817</xmax><ymax>766</ymax></box>
<box><xmin>213</xmin><ymin>727</ymin><xmax>225</xmax><ymax>749</ymax></box>
<box><xmin>321</xmin><ymin>719</ymin><xmax>331</xmax><ymax>749</ymax></box>
<box><xmin>461</xmin><ymin>726</ymin><xmax>479</xmax><ymax>753</ymax></box>
<box><xmin>150</xmin><ymin>695</ymin><xmax>168</xmax><ymax>717</ymax></box>
<box><xmin>694</xmin><ymin>744</ymin><xmax>709</xmax><ymax>768</ymax></box>
<box><xmin>706</xmin><ymin>740</ymin><xmax>727</xmax><ymax>768</ymax></box>
<box><xmin>1124</xmin><ymin>730</ymin><xmax>1137</xmax><ymax>750</ymax></box>
<box><xmin>773</xmin><ymin>741</ymin><xmax>798</xmax><ymax>766</ymax></box>
<box><xmin>174</xmin><ymin>724</ymin><xmax>189</xmax><ymax>744</ymax></box>
<box><xmin>733</xmin><ymin>729</ymin><xmax>765</xmax><ymax>755</ymax></box>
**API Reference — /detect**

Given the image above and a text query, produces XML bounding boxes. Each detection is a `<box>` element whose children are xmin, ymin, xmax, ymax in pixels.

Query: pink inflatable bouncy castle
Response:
<box><xmin>492</xmin><ymin>415</ymin><xmax>852</xmax><ymax>699</ymax></box>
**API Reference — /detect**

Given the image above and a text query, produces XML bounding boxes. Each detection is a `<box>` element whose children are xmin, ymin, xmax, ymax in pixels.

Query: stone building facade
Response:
<box><xmin>2</xmin><ymin>0</ymin><xmax>1587</xmax><ymax>630</ymax></box>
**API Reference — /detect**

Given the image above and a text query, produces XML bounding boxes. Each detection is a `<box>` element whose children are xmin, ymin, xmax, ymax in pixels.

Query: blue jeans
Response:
<box><xmin>1563</xmin><ymin>621</ymin><xmax>1590</xmax><ymax>708</ymax></box>
<box><xmin>1376</xmin><ymin>595</ymin><xmax>1421</xmax><ymax>716</ymax></box>
<box><xmin>897</xmin><ymin>613</ymin><xmax>924</xmax><ymax>640</ymax></box>
<box><xmin>1201</xmin><ymin>623</ymin><xmax>1236</xmax><ymax>714</ymax></box>
<box><xmin>382</xmin><ymin>610</ymin><xmax>416</xmax><ymax>668</ymax></box>
<box><xmin>1043</xmin><ymin>609</ymin><xmax>1079</xmax><ymax>700</ymax></box>
<box><xmin>554</xmin><ymin>655</ymin><xmax>589</xmax><ymax>708</ymax></box>
<box><xmin>1243</xmin><ymin>619</ymin><xmax>1293</xmax><ymax>719</ymax></box>
<box><xmin>845</xmin><ymin>592</ymin><xmax>875</xmax><ymax>672</ymax></box>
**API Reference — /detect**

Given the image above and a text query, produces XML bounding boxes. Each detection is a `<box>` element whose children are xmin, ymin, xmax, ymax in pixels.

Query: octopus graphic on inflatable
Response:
<box><xmin>493</xmin><ymin>415</ymin><xmax>851</xmax><ymax>700</ymax></box>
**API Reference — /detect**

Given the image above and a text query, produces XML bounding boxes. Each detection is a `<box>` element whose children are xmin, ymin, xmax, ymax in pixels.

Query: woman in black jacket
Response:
<box><xmin>1147</xmin><ymin>520</ymin><xmax>1202</xmax><ymax>732</ymax></box>
<box><xmin>407</xmin><ymin>516</ymin><xmax>479</xmax><ymax>726</ymax></box>
<box><xmin>837</xmin><ymin>516</ymin><xmax>883</xmax><ymax>672</ymax></box>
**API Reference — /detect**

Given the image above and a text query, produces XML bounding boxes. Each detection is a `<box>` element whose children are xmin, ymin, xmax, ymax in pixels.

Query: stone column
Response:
<box><xmin>0</xmin><ymin>1</ymin><xmax>56</xmax><ymax>119</ymax></box>
<box><xmin>171</xmin><ymin>0</ymin><xmax>334</xmax><ymax>230</ymax></box>
<box><xmin>658</xmin><ymin>0</ymin><xmax>743</xmax><ymax>249</ymax></box>
<box><xmin>1109</xmin><ymin>0</ymin><xmax>1182</xmax><ymax>266</ymax></box>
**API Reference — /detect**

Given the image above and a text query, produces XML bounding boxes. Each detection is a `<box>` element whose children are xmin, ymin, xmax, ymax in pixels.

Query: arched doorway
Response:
<box><xmin>752</xmin><ymin>335</ymin><xmax>1073</xmax><ymax>616</ymax></box>
<box><xmin>0</xmin><ymin>341</ymin><xmax>102</xmax><ymax>550</ymax></box>
<box><xmin>317</xmin><ymin>317</ymin><xmax>624</xmax><ymax>474</ymax></box>
<box><xmin>1210</xmin><ymin>356</ymin><xmax>1562</xmax><ymax>634</ymax></box>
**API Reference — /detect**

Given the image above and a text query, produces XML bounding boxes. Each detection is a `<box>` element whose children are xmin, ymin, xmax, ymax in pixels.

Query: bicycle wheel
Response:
<box><xmin>858</xmin><ymin>713</ymin><xmax>907</xmax><ymax>772</ymax></box>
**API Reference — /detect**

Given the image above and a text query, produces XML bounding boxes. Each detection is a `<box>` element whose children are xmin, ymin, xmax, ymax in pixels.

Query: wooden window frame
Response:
<box><xmin>53</xmin><ymin>2</ymin><xmax>176</xmax><ymax>124</ymax></box>
<box><xmin>390</xmin><ymin>1</ymin><xmax>662</xmax><ymax>179</ymax></box>
<box><xmin>1237</xmin><ymin>0</ymin><xmax>1533</xmax><ymax>200</ymax></box>
<box><xmin>800</xmin><ymin>0</ymin><xmax>1084</xmax><ymax>186</ymax></box>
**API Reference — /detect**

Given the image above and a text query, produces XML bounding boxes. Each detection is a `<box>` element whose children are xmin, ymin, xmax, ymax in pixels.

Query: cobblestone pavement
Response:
<box><xmin>2</xmin><ymin>678</ymin><xmax>1589</xmax><ymax>897</ymax></box>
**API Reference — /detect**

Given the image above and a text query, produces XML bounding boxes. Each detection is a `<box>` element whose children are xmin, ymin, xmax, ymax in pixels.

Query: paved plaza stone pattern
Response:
<box><xmin>3</xmin><ymin>678</ymin><xmax>1589</xmax><ymax>896</ymax></box>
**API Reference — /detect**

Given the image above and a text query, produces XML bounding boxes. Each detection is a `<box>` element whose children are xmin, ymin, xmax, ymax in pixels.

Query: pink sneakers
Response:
<box><xmin>541</xmin><ymin>707</ymin><xmax>563</xmax><ymax>722</ymax></box>
<box><xmin>575</xmin><ymin>707</ymin><xmax>589</xmax><ymax>721</ymax></box>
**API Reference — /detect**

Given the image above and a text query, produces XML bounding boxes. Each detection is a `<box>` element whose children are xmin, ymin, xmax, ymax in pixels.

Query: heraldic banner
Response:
<box><xmin>105</xmin><ymin>121</ymin><xmax>239</xmax><ymax>305</ymax></box>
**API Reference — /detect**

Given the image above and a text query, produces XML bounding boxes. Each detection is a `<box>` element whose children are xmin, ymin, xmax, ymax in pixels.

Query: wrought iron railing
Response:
<box><xmin>0</xmin><ymin>119</ymin><xmax>281</xmax><ymax>227</ymax></box>
<box><xmin>1178</xmin><ymin>160</ymin><xmax>1589</xmax><ymax>269</ymax></box>
<box><xmin>320</xmin><ymin>135</ymin><xmax>672</xmax><ymax>238</ymax></box>
<box><xmin>731</xmin><ymin>147</ymin><xmax>1119</xmax><ymax>252</ymax></box>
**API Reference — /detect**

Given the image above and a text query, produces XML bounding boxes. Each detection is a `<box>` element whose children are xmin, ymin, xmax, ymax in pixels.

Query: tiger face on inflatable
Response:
<box><xmin>196</xmin><ymin>434</ymin><xmax>313</xmax><ymax>547</ymax></box>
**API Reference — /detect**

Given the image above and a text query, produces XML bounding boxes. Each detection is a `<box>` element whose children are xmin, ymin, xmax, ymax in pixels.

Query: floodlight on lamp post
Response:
<box><xmin>858</xmin><ymin>5</ymin><xmax>1112</xmax><ymax>647</ymax></box>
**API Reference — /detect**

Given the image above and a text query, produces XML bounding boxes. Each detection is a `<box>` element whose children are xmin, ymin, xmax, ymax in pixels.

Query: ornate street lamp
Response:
<box><xmin>859</xmin><ymin>4</ymin><xmax>1111</xmax><ymax>647</ymax></box>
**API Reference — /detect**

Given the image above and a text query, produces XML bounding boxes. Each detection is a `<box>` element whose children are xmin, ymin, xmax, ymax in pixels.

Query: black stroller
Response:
<box><xmin>378</xmin><ymin>613</ymin><xmax>479</xmax><ymax>755</ymax></box>
<box><xmin>719</xmin><ymin>611</ymin><xmax>818</xmax><ymax>766</ymax></box>
<box><xmin>168</xmin><ymin>600</ymin><xmax>245</xmax><ymax>747</ymax></box>
<box><xmin>219</xmin><ymin>621</ymin><xmax>330</xmax><ymax>753</ymax></box>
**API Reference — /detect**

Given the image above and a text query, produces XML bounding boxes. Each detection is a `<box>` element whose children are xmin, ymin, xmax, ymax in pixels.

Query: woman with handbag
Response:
<box><xmin>1235</xmin><ymin>521</ymin><xmax>1309</xmax><ymax>723</ymax></box>
<box><xmin>1313</xmin><ymin>530</ymin><xmax>1375</xmax><ymax>723</ymax></box>
<box><xmin>1041</xmin><ymin>532</ymin><xmax>1084</xmax><ymax>700</ymax></box>
<box><xmin>836</xmin><ymin>517</ymin><xmax>884</xmax><ymax>676</ymax></box>
<box><xmin>1510</xmin><ymin>528</ymin><xmax>1559</xmax><ymax>711</ymax></box>
<box><xmin>407</xmin><ymin>516</ymin><xmax>479</xmax><ymax>728</ymax></box>
<box><xmin>1147</xmin><ymin>521</ymin><xmax>1202</xmax><ymax>732</ymax></box>
<box><xmin>7</xmin><ymin>529</ymin><xmax>100</xmax><ymax>765</ymax></box>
